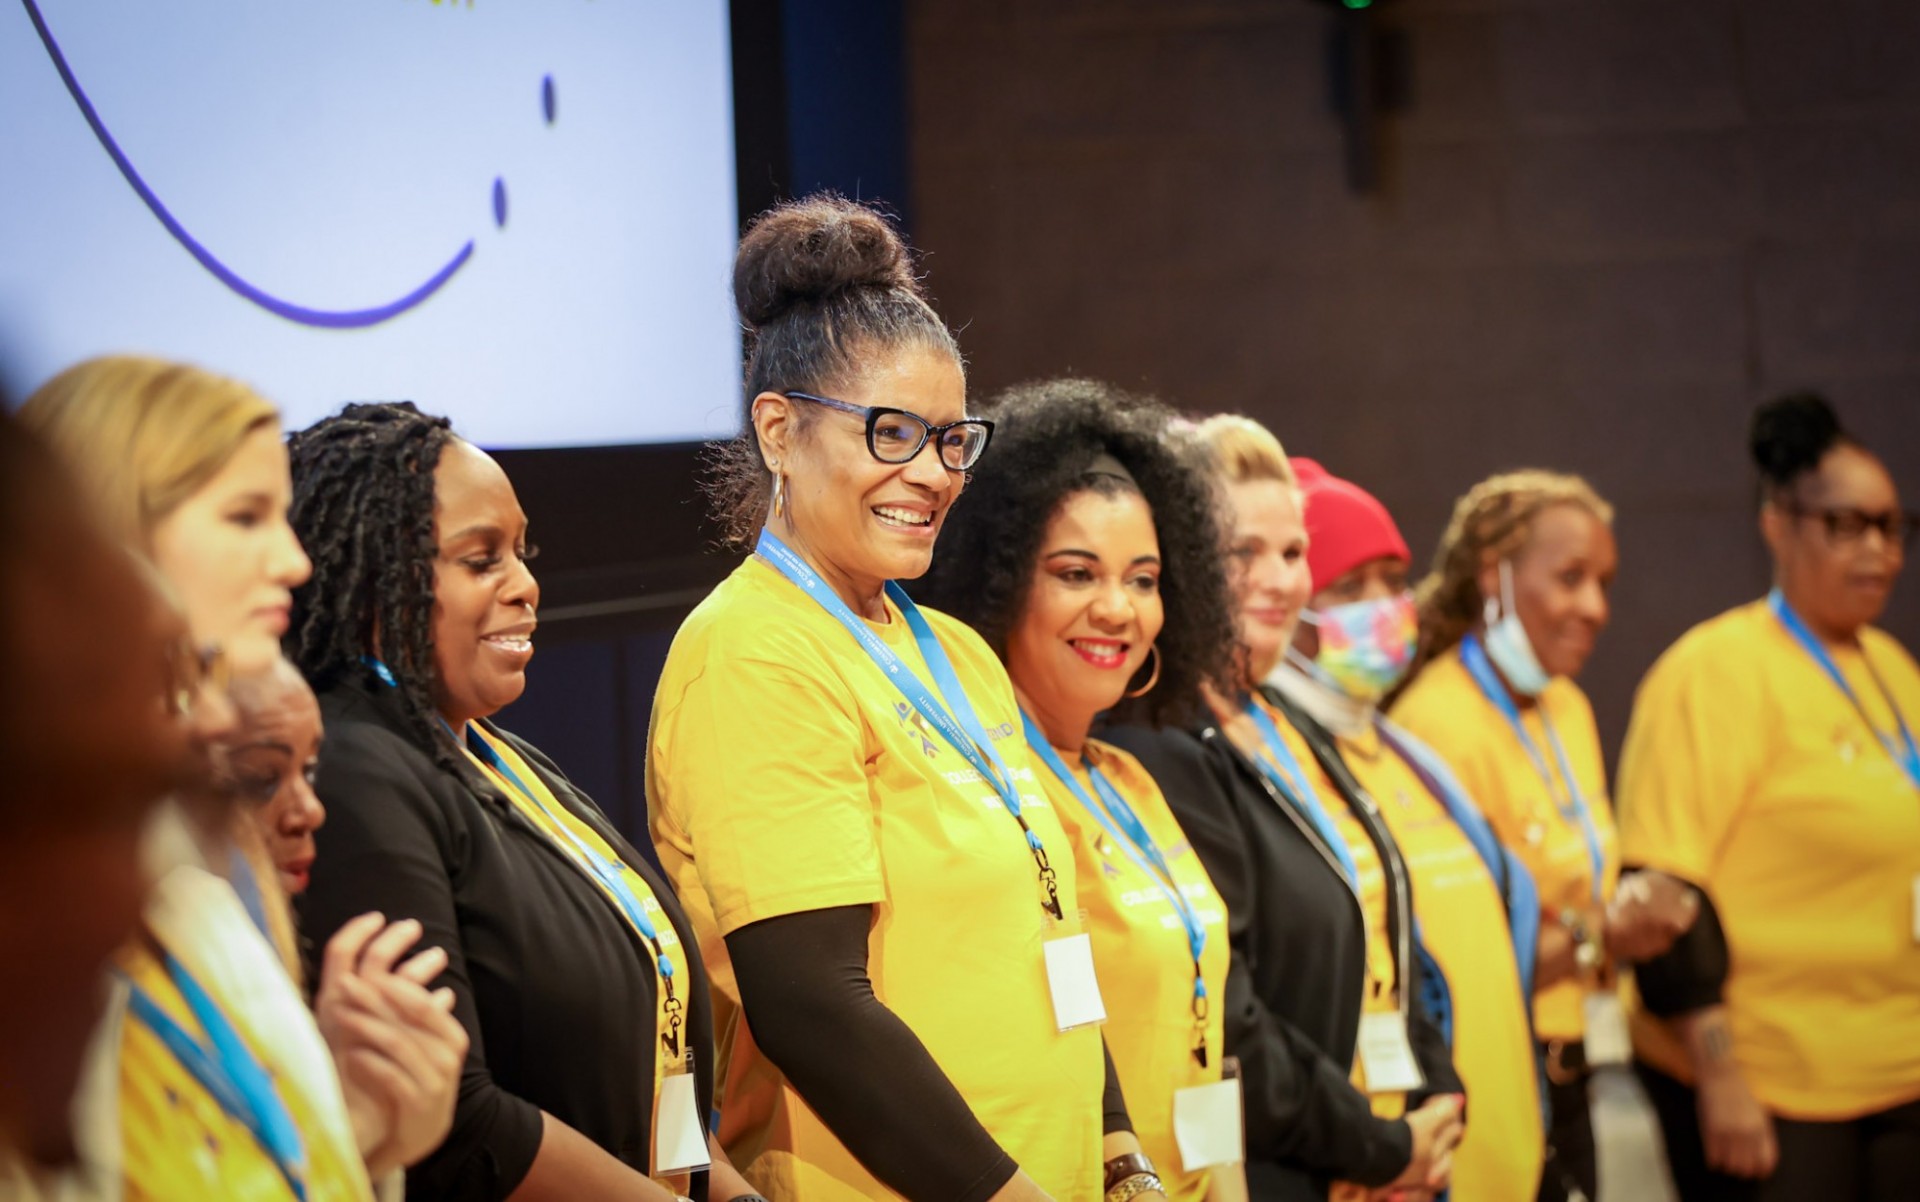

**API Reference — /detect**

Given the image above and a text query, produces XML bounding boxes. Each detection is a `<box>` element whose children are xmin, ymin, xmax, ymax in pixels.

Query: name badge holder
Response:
<box><xmin>1173</xmin><ymin>1058</ymin><xmax>1245</xmax><ymax>1172</ymax></box>
<box><xmin>1356</xmin><ymin>1011</ymin><xmax>1426</xmax><ymax>1094</ymax></box>
<box><xmin>1024</xmin><ymin>714</ymin><xmax>1206</xmax><ymax>1052</ymax></box>
<box><xmin>757</xmin><ymin>531</ymin><xmax>1095</xmax><ymax>1029</ymax></box>
<box><xmin>1242</xmin><ymin>699</ymin><xmax>1422</xmax><ymax>1095</ymax></box>
<box><xmin>458</xmin><ymin>725</ymin><xmax>710</xmax><ymax>1174</ymax></box>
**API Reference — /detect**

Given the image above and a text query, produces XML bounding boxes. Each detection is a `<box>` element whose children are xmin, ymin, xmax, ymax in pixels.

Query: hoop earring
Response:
<box><xmin>1124</xmin><ymin>643</ymin><xmax>1162</xmax><ymax>698</ymax></box>
<box><xmin>772</xmin><ymin>471</ymin><xmax>787</xmax><ymax>520</ymax></box>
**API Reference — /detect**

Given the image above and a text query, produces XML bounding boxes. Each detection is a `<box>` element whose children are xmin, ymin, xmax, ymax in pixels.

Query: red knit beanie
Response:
<box><xmin>1292</xmin><ymin>457</ymin><xmax>1411</xmax><ymax>590</ymax></box>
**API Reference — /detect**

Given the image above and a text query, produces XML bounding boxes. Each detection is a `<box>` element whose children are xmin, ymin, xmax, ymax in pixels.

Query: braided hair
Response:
<box><xmin>285</xmin><ymin>402</ymin><xmax>456</xmax><ymax>768</ymax></box>
<box><xmin>1407</xmin><ymin>469</ymin><xmax>1614</xmax><ymax>682</ymax></box>
<box><xmin>910</xmin><ymin>378</ymin><xmax>1236</xmax><ymax>727</ymax></box>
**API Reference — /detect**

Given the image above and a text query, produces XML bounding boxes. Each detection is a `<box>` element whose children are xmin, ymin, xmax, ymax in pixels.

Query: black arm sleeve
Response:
<box><xmin>1631</xmin><ymin>876</ymin><xmax>1729</xmax><ymax>1017</ymax></box>
<box><xmin>1103</xmin><ymin>1038</ymin><xmax>1132</xmax><ymax>1136</ymax></box>
<box><xmin>727</xmin><ymin>906</ymin><xmax>1018</xmax><ymax>1202</ymax></box>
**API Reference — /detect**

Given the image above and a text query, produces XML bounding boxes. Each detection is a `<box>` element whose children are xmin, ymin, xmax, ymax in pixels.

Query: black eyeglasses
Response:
<box><xmin>1786</xmin><ymin>503</ymin><xmax>1920</xmax><ymax>549</ymax></box>
<box><xmin>783</xmin><ymin>391</ymin><xmax>994</xmax><ymax>471</ymax></box>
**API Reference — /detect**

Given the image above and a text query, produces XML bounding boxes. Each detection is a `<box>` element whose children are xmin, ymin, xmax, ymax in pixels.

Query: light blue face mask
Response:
<box><xmin>1483</xmin><ymin>558</ymin><xmax>1551</xmax><ymax>696</ymax></box>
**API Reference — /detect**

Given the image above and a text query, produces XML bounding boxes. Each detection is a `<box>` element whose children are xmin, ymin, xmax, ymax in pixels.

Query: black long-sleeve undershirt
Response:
<box><xmin>728</xmin><ymin>905</ymin><xmax>1131</xmax><ymax>1202</ymax></box>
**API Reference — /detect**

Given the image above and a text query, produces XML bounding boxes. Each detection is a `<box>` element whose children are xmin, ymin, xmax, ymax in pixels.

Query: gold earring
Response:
<box><xmin>1124</xmin><ymin>643</ymin><xmax>1162</xmax><ymax>698</ymax></box>
<box><xmin>772</xmin><ymin>471</ymin><xmax>787</xmax><ymax>519</ymax></box>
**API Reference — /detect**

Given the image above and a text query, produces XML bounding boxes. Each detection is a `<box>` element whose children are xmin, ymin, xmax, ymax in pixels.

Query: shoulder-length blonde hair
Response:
<box><xmin>18</xmin><ymin>355</ymin><xmax>280</xmax><ymax>547</ymax></box>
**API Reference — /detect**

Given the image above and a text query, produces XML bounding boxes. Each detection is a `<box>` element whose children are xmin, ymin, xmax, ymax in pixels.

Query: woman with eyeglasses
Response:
<box><xmin>649</xmin><ymin>198</ymin><xmax>1129</xmax><ymax>1201</ymax></box>
<box><xmin>1619</xmin><ymin>393</ymin><xmax>1920</xmax><ymax>1202</ymax></box>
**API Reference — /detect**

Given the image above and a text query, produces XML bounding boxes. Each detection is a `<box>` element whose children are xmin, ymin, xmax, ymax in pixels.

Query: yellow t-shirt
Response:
<box><xmin>1392</xmin><ymin>648</ymin><xmax>1619</xmax><ymax>1040</ymax></box>
<box><xmin>118</xmin><ymin>940</ymin><xmax>372</xmax><ymax>1202</ymax></box>
<box><xmin>647</xmin><ymin>557</ymin><xmax>1105</xmax><ymax>1200</ymax></box>
<box><xmin>1341</xmin><ymin>725</ymin><xmax>1544</xmax><ymax>1202</ymax></box>
<box><xmin>1040</xmin><ymin>738</ymin><xmax>1231</xmax><ymax>1202</ymax></box>
<box><xmin>463</xmin><ymin>726</ymin><xmax>697</xmax><ymax>1182</ymax></box>
<box><xmin>1617</xmin><ymin>599</ymin><xmax>1920</xmax><ymax>1120</ymax></box>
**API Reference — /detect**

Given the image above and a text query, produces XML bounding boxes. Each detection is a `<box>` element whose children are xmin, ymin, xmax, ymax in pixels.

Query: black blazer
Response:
<box><xmin>297</xmin><ymin>679</ymin><xmax>716</xmax><ymax>1202</ymax></box>
<box><xmin>1104</xmin><ymin>694</ymin><xmax>1460</xmax><ymax>1202</ymax></box>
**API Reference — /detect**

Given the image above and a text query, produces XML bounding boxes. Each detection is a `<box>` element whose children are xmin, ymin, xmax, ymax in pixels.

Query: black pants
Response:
<box><xmin>1638</xmin><ymin>1059</ymin><xmax>1920</xmax><ymax>1201</ymax></box>
<box><xmin>1537</xmin><ymin>1069</ymin><xmax>1597</xmax><ymax>1202</ymax></box>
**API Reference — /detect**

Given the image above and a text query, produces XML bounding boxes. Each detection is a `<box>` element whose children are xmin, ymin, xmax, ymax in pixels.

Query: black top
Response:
<box><xmin>1103</xmin><ymin>693</ymin><xmax>1460</xmax><ymax>1202</ymax></box>
<box><xmin>297</xmin><ymin>679</ymin><xmax>716</xmax><ymax>1202</ymax></box>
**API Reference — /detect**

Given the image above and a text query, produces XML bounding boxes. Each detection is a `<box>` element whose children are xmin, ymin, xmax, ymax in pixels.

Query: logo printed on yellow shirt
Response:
<box><xmin>891</xmin><ymin>702</ymin><xmax>942</xmax><ymax>758</ymax></box>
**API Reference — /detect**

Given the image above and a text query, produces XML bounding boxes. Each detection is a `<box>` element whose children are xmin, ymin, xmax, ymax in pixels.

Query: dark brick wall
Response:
<box><xmin>910</xmin><ymin>0</ymin><xmax>1920</xmax><ymax>762</ymax></box>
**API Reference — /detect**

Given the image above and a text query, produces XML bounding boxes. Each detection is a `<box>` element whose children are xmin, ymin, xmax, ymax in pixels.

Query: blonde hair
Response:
<box><xmin>18</xmin><ymin>356</ymin><xmax>279</xmax><ymax>547</ymax></box>
<box><xmin>1409</xmin><ymin>469</ymin><xmax>1614</xmax><ymax>679</ymax></box>
<box><xmin>1190</xmin><ymin>413</ymin><xmax>1298</xmax><ymax>489</ymax></box>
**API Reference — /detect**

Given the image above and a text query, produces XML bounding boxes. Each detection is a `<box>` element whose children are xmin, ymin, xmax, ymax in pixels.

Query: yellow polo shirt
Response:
<box><xmin>647</xmin><ymin>557</ymin><xmax>1104</xmax><ymax>1200</ymax></box>
<box><xmin>118</xmin><ymin>940</ymin><xmax>372</xmax><ymax>1202</ymax></box>
<box><xmin>1392</xmin><ymin>648</ymin><xmax>1619</xmax><ymax>1040</ymax></box>
<box><xmin>1340</xmin><ymin>726</ymin><xmax>1543</xmax><ymax>1202</ymax></box>
<box><xmin>1618</xmin><ymin>600</ymin><xmax>1920</xmax><ymax>1120</ymax></box>
<box><xmin>1041</xmin><ymin>738</ymin><xmax>1232</xmax><ymax>1202</ymax></box>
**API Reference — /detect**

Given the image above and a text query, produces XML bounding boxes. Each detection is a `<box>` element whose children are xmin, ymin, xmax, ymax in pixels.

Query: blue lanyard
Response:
<box><xmin>1459</xmin><ymin>634</ymin><xmax>1606</xmax><ymax>903</ymax></box>
<box><xmin>1769</xmin><ymin>588</ymin><xmax>1920</xmax><ymax>791</ymax></box>
<box><xmin>125</xmin><ymin>952</ymin><xmax>308</xmax><ymax>1201</ymax></box>
<box><xmin>1240</xmin><ymin>696</ymin><xmax>1360</xmax><ymax>887</ymax></box>
<box><xmin>456</xmin><ymin>725</ymin><xmax>691</xmax><ymax>1063</ymax></box>
<box><xmin>1022</xmin><ymin>714</ymin><xmax>1211</xmax><ymax>1061</ymax></box>
<box><xmin>755</xmin><ymin>529</ymin><xmax>1063</xmax><ymax>919</ymax></box>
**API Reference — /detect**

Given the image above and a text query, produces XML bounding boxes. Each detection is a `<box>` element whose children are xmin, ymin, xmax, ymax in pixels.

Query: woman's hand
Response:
<box><xmin>1385</xmin><ymin>1094</ymin><xmax>1464</xmax><ymax>1193</ymax></box>
<box><xmin>1698</xmin><ymin>1064</ymin><xmax>1775</xmax><ymax>1179</ymax></box>
<box><xmin>315</xmin><ymin>912</ymin><xmax>469</xmax><ymax>1177</ymax></box>
<box><xmin>1604</xmin><ymin>870</ymin><xmax>1699</xmax><ymax>963</ymax></box>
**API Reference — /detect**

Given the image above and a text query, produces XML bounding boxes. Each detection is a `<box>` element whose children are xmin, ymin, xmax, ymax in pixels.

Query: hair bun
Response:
<box><xmin>733</xmin><ymin>195</ymin><xmax>919</xmax><ymax>328</ymax></box>
<box><xmin>1750</xmin><ymin>391</ymin><xmax>1843</xmax><ymax>487</ymax></box>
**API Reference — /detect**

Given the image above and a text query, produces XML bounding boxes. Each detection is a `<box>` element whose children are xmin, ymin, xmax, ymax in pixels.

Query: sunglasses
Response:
<box><xmin>783</xmin><ymin>391</ymin><xmax>994</xmax><ymax>471</ymax></box>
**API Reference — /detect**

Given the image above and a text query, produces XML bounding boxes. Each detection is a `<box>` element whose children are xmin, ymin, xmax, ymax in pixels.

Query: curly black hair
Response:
<box><xmin>705</xmin><ymin>193</ymin><xmax>963</xmax><ymax>550</ymax></box>
<box><xmin>285</xmin><ymin>401</ymin><xmax>457</xmax><ymax>769</ymax></box>
<box><xmin>910</xmin><ymin>378</ymin><xmax>1236</xmax><ymax>727</ymax></box>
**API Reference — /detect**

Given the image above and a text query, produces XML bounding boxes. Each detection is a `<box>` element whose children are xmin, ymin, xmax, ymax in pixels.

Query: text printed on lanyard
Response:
<box><xmin>125</xmin><ymin>953</ymin><xmax>310</xmax><ymax>1202</ymax></box>
<box><xmin>1769</xmin><ymin>588</ymin><xmax>1920</xmax><ymax>792</ymax></box>
<box><xmin>1023</xmin><ymin>714</ymin><xmax>1212</xmax><ymax>1065</ymax></box>
<box><xmin>1459</xmin><ymin>635</ymin><xmax>1607</xmax><ymax>905</ymax></box>
<box><xmin>755</xmin><ymin>530</ymin><xmax>1063</xmax><ymax>919</ymax></box>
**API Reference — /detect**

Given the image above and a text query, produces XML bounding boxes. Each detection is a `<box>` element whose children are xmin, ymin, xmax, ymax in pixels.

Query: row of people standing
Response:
<box><xmin>7</xmin><ymin>190</ymin><xmax>1917</xmax><ymax>1202</ymax></box>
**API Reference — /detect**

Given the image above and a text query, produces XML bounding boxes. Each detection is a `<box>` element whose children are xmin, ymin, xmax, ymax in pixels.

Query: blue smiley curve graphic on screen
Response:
<box><xmin>20</xmin><ymin>0</ymin><xmax>552</xmax><ymax>330</ymax></box>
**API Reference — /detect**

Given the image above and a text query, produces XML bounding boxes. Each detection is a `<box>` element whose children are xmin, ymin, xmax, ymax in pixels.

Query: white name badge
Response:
<box><xmin>1583</xmin><ymin>990</ymin><xmax>1631</xmax><ymax>1067</ymax></box>
<box><xmin>1356</xmin><ymin>1012</ymin><xmax>1425</xmax><ymax>1094</ymax></box>
<box><xmin>653</xmin><ymin>1071</ymin><xmax>712</xmax><ymax>1175</ymax></box>
<box><xmin>1042</xmin><ymin>933</ymin><xmax>1108</xmax><ymax>1031</ymax></box>
<box><xmin>1173</xmin><ymin>1078</ymin><xmax>1245</xmax><ymax>1171</ymax></box>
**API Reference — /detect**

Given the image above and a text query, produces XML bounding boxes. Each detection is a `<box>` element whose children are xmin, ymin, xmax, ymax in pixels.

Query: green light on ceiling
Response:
<box><xmin>1342</xmin><ymin>0</ymin><xmax>1373</xmax><ymax>8</ymax></box>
